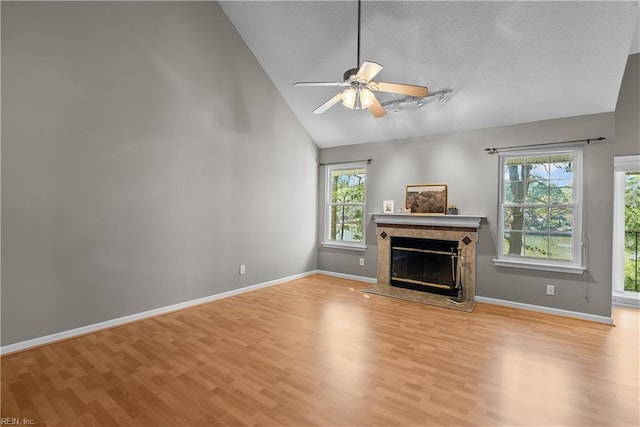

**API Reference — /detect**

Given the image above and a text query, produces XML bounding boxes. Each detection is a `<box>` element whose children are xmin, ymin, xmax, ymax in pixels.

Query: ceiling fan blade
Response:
<box><xmin>313</xmin><ymin>92</ymin><xmax>344</xmax><ymax>114</ymax></box>
<box><xmin>368</xmin><ymin>96</ymin><xmax>387</xmax><ymax>118</ymax></box>
<box><xmin>372</xmin><ymin>81</ymin><xmax>429</xmax><ymax>97</ymax></box>
<box><xmin>356</xmin><ymin>61</ymin><xmax>383</xmax><ymax>83</ymax></box>
<box><xmin>293</xmin><ymin>82</ymin><xmax>347</xmax><ymax>87</ymax></box>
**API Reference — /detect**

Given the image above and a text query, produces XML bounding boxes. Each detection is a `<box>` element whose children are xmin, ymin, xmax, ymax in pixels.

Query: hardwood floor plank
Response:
<box><xmin>2</xmin><ymin>274</ymin><xmax>639</xmax><ymax>426</ymax></box>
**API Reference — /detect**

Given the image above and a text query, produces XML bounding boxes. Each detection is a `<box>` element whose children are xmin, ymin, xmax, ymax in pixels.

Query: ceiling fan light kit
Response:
<box><xmin>342</xmin><ymin>88</ymin><xmax>357</xmax><ymax>109</ymax></box>
<box><xmin>342</xmin><ymin>87</ymin><xmax>375</xmax><ymax>110</ymax></box>
<box><xmin>293</xmin><ymin>0</ymin><xmax>433</xmax><ymax>119</ymax></box>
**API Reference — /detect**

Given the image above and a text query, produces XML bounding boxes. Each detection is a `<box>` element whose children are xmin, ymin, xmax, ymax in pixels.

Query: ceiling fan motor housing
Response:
<box><xmin>344</xmin><ymin>68</ymin><xmax>360</xmax><ymax>82</ymax></box>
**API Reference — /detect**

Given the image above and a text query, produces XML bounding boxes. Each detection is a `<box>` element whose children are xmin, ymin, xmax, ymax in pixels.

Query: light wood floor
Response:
<box><xmin>2</xmin><ymin>274</ymin><xmax>639</xmax><ymax>426</ymax></box>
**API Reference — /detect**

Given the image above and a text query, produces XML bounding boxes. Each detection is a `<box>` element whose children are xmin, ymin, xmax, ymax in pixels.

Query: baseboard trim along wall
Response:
<box><xmin>4</xmin><ymin>272</ymin><xmax>615</xmax><ymax>355</ymax></box>
<box><xmin>1</xmin><ymin>271</ymin><xmax>318</xmax><ymax>356</ymax></box>
<box><xmin>315</xmin><ymin>270</ymin><xmax>377</xmax><ymax>284</ymax></box>
<box><xmin>474</xmin><ymin>296</ymin><xmax>614</xmax><ymax>325</ymax></box>
<box><xmin>612</xmin><ymin>294</ymin><xmax>640</xmax><ymax>307</ymax></box>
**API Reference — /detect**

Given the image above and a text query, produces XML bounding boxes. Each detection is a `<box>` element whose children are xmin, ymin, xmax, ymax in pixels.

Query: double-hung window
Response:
<box><xmin>495</xmin><ymin>149</ymin><xmax>584</xmax><ymax>273</ymax></box>
<box><xmin>323</xmin><ymin>162</ymin><xmax>367</xmax><ymax>250</ymax></box>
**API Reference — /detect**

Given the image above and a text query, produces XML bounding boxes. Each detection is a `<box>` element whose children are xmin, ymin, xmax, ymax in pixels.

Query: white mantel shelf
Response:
<box><xmin>372</xmin><ymin>213</ymin><xmax>485</xmax><ymax>228</ymax></box>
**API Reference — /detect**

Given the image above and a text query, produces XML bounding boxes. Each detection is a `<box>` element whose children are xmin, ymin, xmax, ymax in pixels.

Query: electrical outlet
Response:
<box><xmin>359</xmin><ymin>258</ymin><xmax>365</xmax><ymax>266</ymax></box>
<box><xmin>239</xmin><ymin>264</ymin><xmax>246</xmax><ymax>275</ymax></box>
<box><xmin>546</xmin><ymin>284</ymin><xmax>555</xmax><ymax>296</ymax></box>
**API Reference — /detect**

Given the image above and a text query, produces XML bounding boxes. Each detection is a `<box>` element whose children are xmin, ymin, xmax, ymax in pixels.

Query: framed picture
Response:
<box><xmin>383</xmin><ymin>200</ymin><xmax>394</xmax><ymax>213</ymax></box>
<box><xmin>405</xmin><ymin>184</ymin><xmax>448</xmax><ymax>215</ymax></box>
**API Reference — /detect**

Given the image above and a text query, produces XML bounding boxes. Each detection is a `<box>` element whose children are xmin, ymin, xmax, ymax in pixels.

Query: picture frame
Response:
<box><xmin>383</xmin><ymin>200</ymin><xmax>395</xmax><ymax>213</ymax></box>
<box><xmin>405</xmin><ymin>184</ymin><xmax>448</xmax><ymax>215</ymax></box>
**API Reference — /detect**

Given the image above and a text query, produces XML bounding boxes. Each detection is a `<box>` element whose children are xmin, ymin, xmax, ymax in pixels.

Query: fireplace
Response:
<box><xmin>373</xmin><ymin>213</ymin><xmax>484</xmax><ymax>302</ymax></box>
<box><xmin>390</xmin><ymin>237</ymin><xmax>459</xmax><ymax>297</ymax></box>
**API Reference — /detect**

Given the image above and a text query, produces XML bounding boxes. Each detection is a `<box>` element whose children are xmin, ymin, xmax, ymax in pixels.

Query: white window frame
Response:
<box><xmin>321</xmin><ymin>162</ymin><xmax>367</xmax><ymax>251</ymax></box>
<box><xmin>612</xmin><ymin>155</ymin><xmax>640</xmax><ymax>303</ymax></box>
<box><xmin>493</xmin><ymin>149</ymin><xmax>584</xmax><ymax>274</ymax></box>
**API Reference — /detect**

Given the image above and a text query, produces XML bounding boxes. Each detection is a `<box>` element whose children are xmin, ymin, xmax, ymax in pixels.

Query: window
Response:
<box><xmin>323</xmin><ymin>162</ymin><xmax>367</xmax><ymax>250</ymax></box>
<box><xmin>495</xmin><ymin>150</ymin><xmax>583</xmax><ymax>273</ymax></box>
<box><xmin>621</xmin><ymin>172</ymin><xmax>640</xmax><ymax>292</ymax></box>
<box><xmin>613</xmin><ymin>155</ymin><xmax>640</xmax><ymax>303</ymax></box>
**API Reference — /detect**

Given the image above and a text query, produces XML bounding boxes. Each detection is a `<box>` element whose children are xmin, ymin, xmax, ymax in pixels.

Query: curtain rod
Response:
<box><xmin>484</xmin><ymin>137</ymin><xmax>606</xmax><ymax>154</ymax></box>
<box><xmin>318</xmin><ymin>159</ymin><xmax>372</xmax><ymax>167</ymax></box>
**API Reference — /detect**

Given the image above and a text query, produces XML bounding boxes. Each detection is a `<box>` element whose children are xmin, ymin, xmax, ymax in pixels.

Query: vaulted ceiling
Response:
<box><xmin>220</xmin><ymin>1</ymin><xmax>640</xmax><ymax>148</ymax></box>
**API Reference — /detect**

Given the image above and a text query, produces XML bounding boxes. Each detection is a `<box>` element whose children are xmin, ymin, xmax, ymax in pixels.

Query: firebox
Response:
<box><xmin>390</xmin><ymin>236</ymin><xmax>460</xmax><ymax>296</ymax></box>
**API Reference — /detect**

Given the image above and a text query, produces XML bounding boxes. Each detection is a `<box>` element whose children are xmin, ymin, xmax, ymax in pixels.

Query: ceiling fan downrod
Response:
<box><xmin>342</xmin><ymin>0</ymin><xmax>363</xmax><ymax>83</ymax></box>
<box><xmin>356</xmin><ymin>0</ymin><xmax>361</xmax><ymax>68</ymax></box>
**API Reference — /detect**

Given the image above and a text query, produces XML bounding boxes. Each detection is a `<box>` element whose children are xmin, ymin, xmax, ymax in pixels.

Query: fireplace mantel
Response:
<box><xmin>372</xmin><ymin>213</ymin><xmax>485</xmax><ymax>229</ymax></box>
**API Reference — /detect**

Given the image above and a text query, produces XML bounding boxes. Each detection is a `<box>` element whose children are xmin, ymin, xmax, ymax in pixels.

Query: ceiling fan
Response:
<box><xmin>293</xmin><ymin>0</ymin><xmax>429</xmax><ymax>118</ymax></box>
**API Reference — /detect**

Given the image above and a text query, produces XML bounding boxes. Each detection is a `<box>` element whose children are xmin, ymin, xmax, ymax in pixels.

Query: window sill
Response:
<box><xmin>493</xmin><ymin>258</ymin><xmax>585</xmax><ymax>274</ymax></box>
<box><xmin>321</xmin><ymin>242</ymin><xmax>367</xmax><ymax>252</ymax></box>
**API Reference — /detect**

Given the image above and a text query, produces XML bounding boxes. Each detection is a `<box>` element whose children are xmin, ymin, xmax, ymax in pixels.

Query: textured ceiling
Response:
<box><xmin>220</xmin><ymin>1</ymin><xmax>640</xmax><ymax>148</ymax></box>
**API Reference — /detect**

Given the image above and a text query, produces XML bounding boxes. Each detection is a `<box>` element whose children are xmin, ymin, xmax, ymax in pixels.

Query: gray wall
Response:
<box><xmin>1</xmin><ymin>2</ymin><xmax>318</xmax><ymax>346</ymax></box>
<box><xmin>318</xmin><ymin>113</ymin><xmax>615</xmax><ymax>318</ymax></box>
<box><xmin>615</xmin><ymin>53</ymin><xmax>640</xmax><ymax>156</ymax></box>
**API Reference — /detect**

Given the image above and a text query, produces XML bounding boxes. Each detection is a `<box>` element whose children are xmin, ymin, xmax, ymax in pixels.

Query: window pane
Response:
<box><xmin>353</xmin><ymin>206</ymin><xmax>364</xmax><ymax>236</ymax></box>
<box><xmin>549</xmin><ymin>179</ymin><xmax>572</xmax><ymax>204</ymax></box>
<box><xmin>330</xmin><ymin>168</ymin><xmax>365</xmax><ymax>204</ymax></box>
<box><xmin>549</xmin><ymin>233</ymin><xmax>573</xmax><ymax>260</ymax></box>
<box><xmin>549</xmin><ymin>157</ymin><xmax>573</xmax><ymax>204</ymax></box>
<box><xmin>331</xmin><ymin>184</ymin><xmax>365</xmax><ymax>204</ymax></box>
<box><xmin>524</xmin><ymin>233</ymin><xmax>549</xmax><ymax>258</ymax></box>
<box><xmin>550</xmin><ymin>160</ymin><xmax>573</xmax><ymax>180</ymax></box>
<box><xmin>329</xmin><ymin>205</ymin><xmax>364</xmax><ymax>242</ymax></box>
<box><xmin>503</xmin><ymin>231</ymin><xmax>523</xmax><ymax>256</ymax></box>
<box><xmin>350</xmin><ymin>221</ymin><xmax>363</xmax><ymax>241</ymax></box>
<box><xmin>504</xmin><ymin>161</ymin><xmax>525</xmax><ymax>203</ymax></box>
<box><xmin>549</xmin><ymin>207</ymin><xmax>573</xmax><ymax>232</ymax></box>
<box><xmin>624</xmin><ymin>172</ymin><xmax>640</xmax><ymax>231</ymax></box>
<box><xmin>331</xmin><ymin>223</ymin><xmax>363</xmax><ymax>242</ymax></box>
<box><xmin>330</xmin><ymin>205</ymin><xmax>355</xmax><ymax>226</ymax></box>
<box><xmin>504</xmin><ymin>181</ymin><xmax>524</xmax><ymax>203</ymax></box>
<box><xmin>331</xmin><ymin>223</ymin><xmax>344</xmax><ymax>241</ymax></box>
<box><xmin>528</xmin><ymin>156</ymin><xmax>550</xmax><ymax>180</ymax></box>
<box><xmin>624</xmin><ymin>172</ymin><xmax>640</xmax><ymax>291</ymax></box>
<box><xmin>504</xmin><ymin>207</ymin><xmax>523</xmax><ymax>231</ymax></box>
<box><xmin>526</xmin><ymin>177</ymin><xmax>549</xmax><ymax>204</ymax></box>
<box><xmin>338</xmin><ymin>224</ymin><xmax>352</xmax><ymax>241</ymax></box>
<box><xmin>523</xmin><ymin>207</ymin><xmax>549</xmax><ymax>231</ymax></box>
<box><xmin>625</xmin><ymin>231</ymin><xmax>639</xmax><ymax>291</ymax></box>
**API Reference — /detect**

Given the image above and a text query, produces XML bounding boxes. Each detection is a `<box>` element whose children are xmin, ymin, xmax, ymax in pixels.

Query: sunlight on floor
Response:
<box><xmin>495</xmin><ymin>346</ymin><xmax>573</xmax><ymax>423</ymax></box>
<box><xmin>321</xmin><ymin>301</ymin><xmax>370</xmax><ymax>377</ymax></box>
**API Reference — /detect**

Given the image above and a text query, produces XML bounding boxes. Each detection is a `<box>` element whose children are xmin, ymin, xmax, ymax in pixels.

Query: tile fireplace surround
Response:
<box><xmin>372</xmin><ymin>213</ymin><xmax>485</xmax><ymax>301</ymax></box>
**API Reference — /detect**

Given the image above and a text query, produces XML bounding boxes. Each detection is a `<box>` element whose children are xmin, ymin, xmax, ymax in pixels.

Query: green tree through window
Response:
<box><xmin>624</xmin><ymin>172</ymin><xmax>640</xmax><ymax>291</ymax></box>
<box><xmin>500</xmin><ymin>151</ymin><xmax>580</xmax><ymax>264</ymax></box>
<box><xmin>326</xmin><ymin>164</ymin><xmax>366</xmax><ymax>244</ymax></box>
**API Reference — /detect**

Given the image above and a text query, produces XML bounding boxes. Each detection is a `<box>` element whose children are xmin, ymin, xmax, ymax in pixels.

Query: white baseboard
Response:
<box><xmin>0</xmin><ymin>270</ymin><xmax>317</xmax><ymax>356</ymax></box>
<box><xmin>315</xmin><ymin>270</ymin><xmax>377</xmax><ymax>284</ymax></box>
<box><xmin>474</xmin><ymin>296</ymin><xmax>614</xmax><ymax>325</ymax></box>
<box><xmin>612</xmin><ymin>294</ymin><xmax>640</xmax><ymax>307</ymax></box>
